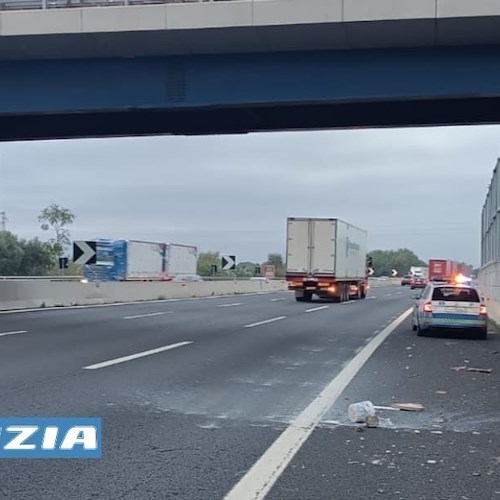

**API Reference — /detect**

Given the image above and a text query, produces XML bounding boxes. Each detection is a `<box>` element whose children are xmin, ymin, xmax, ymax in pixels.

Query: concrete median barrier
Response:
<box><xmin>0</xmin><ymin>279</ymin><xmax>287</xmax><ymax>311</ymax></box>
<box><xmin>478</xmin><ymin>261</ymin><xmax>500</xmax><ymax>327</ymax></box>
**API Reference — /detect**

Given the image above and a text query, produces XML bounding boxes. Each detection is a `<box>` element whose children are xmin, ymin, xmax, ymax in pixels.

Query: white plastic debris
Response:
<box><xmin>348</xmin><ymin>401</ymin><xmax>376</xmax><ymax>423</ymax></box>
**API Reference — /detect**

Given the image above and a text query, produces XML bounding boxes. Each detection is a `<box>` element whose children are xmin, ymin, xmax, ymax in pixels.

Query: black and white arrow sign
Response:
<box><xmin>73</xmin><ymin>241</ymin><xmax>97</xmax><ymax>266</ymax></box>
<box><xmin>391</xmin><ymin>269</ymin><xmax>398</xmax><ymax>277</ymax></box>
<box><xmin>368</xmin><ymin>267</ymin><xmax>375</xmax><ymax>276</ymax></box>
<box><xmin>221</xmin><ymin>255</ymin><xmax>236</xmax><ymax>271</ymax></box>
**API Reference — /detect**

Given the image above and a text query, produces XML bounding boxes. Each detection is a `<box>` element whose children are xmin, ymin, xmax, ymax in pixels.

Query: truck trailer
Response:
<box><xmin>428</xmin><ymin>259</ymin><xmax>459</xmax><ymax>283</ymax></box>
<box><xmin>84</xmin><ymin>240</ymin><xmax>198</xmax><ymax>281</ymax></box>
<box><xmin>286</xmin><ymin>217</ymin><xmax>368</xmax><ymax>302</ymax></box>
<box><xmin>167</xmin><ymin>243</ymin><xmax>198</xmax><ymax>279</ymax></box>
<box><xmin>112</xmin><ymin>240</ymin><xmax>168</xmax><ymax>281</ymax></box>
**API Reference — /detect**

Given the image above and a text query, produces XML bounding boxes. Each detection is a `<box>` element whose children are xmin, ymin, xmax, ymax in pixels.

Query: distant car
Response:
<box><xmin>410</xmin><ymin>276</ymin><xmax>427</xmax><ymax>289</ymax></box>
<box><xmin>401</xmin><ymin>275</ymin><xmax>412</xmax><ymax>286</ymax></box>
<box><xmin>412</xmin><ymin>283</ymin><xmax>488</xmax><ymax>339</ymax></box>
<box><xmin>172</xmin><ymin>274</ymin><xmax>203</xmax><ymax>282</ymax></box>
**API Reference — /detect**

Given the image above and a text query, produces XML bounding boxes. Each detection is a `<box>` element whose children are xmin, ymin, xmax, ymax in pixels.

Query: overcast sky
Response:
<box><xmin>0</xmin><ymin>125</ymin><xmax>498</xmax><ymax>267</ymax></box>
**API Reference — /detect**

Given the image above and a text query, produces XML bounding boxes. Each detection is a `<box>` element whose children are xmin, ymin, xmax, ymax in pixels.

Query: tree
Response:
<box><xmin>0</xmin><ymin>231</ymin><xmax>24</xmax><ymax>275</ymax></box>
<box><xmin>0</xmin><ymin>231</ymin><xmax>55</xmax><ymax>276</ymax></box>
<box><xmin>19</xmin><ymin>238</ymin><xmax>56</xmax><ymax>276</ymax></box>
<box><xmin>38</xmin><ymin>204</ymin><xmax>76</xmax><ymax>257</ymax></box>
<box><xmin>369</xmin><ymin>248</ymin><xmax>426</xmax><ymax>277</ymax></box>
<box><xmin>264</xmin><ymin>253</ymin><xmax>285</xmax><ymax>277</ymax></box>
<box><xmin>236</xmin><ymin>261</ymin><xmax>258</xmax><ymax>277</ymax></box>
<box><xmin>197</xmin><ymin>251</ymin><xmax>222</xmax><ymax>277</ymax></box>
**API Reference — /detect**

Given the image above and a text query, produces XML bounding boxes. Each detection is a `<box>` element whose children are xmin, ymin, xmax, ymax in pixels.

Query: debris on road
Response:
<box><xmin>466</xmin><ymin>367</ymin><xmax>493</xmax><ymax>374</ymax></box>
<box><xmin>366</xmin><ymin>415</ymin><xmax>379</xmax><ymax>428</ymax></box>
<box><xmin>391</xmin><ymin>403</ymin><xmax>424</xmax><ymax>412</ymax></box>
<box><xmin>450</xmin><ymin>366</ymin><xmax>493</xmax><ymax>373</ymax></box>
<box><xmin>348</xmin><ymin>401</ymin><xmax>376</xmax><ymax>423</ymax></box>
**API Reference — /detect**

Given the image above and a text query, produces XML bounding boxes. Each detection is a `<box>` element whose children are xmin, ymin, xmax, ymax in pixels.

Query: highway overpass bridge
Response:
<box><xmin>2</xmin><ymin>0</ymin><xmax>500</xmax><ymax>139</ymax></box>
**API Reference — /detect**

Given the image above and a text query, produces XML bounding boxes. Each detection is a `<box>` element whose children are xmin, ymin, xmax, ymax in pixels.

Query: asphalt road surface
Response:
<box><xmin>0</xmin><ymin>284</ymin><xmax>498</xmax><ymax>500</ymax></box>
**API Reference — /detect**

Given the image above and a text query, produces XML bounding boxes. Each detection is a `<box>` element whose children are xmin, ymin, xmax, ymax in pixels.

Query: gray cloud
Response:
<box><xmin>0</xmin><ymin>125</ymin><xmax>497</xmax><ymax>266</ymax></box>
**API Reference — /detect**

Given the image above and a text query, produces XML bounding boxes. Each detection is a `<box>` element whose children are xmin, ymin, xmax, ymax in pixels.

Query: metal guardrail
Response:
<box><xmin>0</xmin><ymin>0</ymin><xmax>229</xmax><ymax>11</ymax></box>
<box><xmin>0</xmin><ymin>275</ymin><xmax>283</xmax><ymax>282</ymax></box>
<box><xmin>0</xmin><ymin>275</ymin><xmax>83</xmax><ymax>281</ymax></box>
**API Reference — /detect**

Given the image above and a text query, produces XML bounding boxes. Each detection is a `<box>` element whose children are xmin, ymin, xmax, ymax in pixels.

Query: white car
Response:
<box><xmin>412</xmin><ymin>283</ymin><xmax>488</xmax><ymax>339</ymax></box>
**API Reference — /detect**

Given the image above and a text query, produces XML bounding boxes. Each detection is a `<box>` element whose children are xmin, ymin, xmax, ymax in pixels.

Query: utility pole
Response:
<box><xmin>0</xmin><ymin>211</ymin><xmax>7</xmax><ymax>232</ymax></box>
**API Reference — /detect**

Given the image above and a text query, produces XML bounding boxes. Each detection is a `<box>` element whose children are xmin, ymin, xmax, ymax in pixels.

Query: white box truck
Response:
<box><xmin>112</xmin><ymin>240</ymin><xmax>168</xmax><ymax>280</ymax></box>
<box><xmin>166</xmin><ymin>244</ymin><xmax>198</xmax><ymax>278</ymax></box>
<box><xmin>286</xmin><ymin>217</ymin><xmax>368</xmax><ymax>302</ymax></box>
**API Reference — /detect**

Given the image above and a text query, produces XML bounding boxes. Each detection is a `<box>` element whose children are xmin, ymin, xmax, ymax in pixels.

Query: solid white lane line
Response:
<box><xmin>217</xmin><ymin>303</ymin><xmax>242</xmax><ymax>308</ymax></box>
<box><xmin>244</xmin><ymin>316</ymin><xmax>286</xmax><ymax>328</ymax></box>
<box><xmin>340</xmin><ymin>301</ymin><xmax>356</xmax><ymax>305</ymax></box>
<box><xmin>270</xmin><ymin>298</ymin><xmax>286</xmax><ymax>302</ymax></box>
<box><xmin>223</xmin><ymin>307</ymin><xmax>413</xmax><ymax>500</ymax></box>
<box><xmin>123</xmin><ymin>312</ymin><xmax>173</xmax><ymax>320</ymax></box>
<box><xmin>0</xmin><ymin>330</ymin><xmax>27</xmax><ymax>337</ymax></box>
<box><xmin>83</xmin><ymin>341</ymin><xmax>193</xmax><ymax>370</ymax></box>
<box><xmin>305</xmin><ymin>306</ymin><xmax>329</xmax><ymax>313</ymax></box>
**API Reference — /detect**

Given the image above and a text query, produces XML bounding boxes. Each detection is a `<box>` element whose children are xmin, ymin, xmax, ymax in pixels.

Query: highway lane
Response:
<box><xmin>0</xmin><ymin>284</ymin><xmax>413</xmax><ymax>499</ymax></box>
<box><xmin>0</xmin><ymin>286</ymin><xmax>400</xmax><ymax>390</ymax></box>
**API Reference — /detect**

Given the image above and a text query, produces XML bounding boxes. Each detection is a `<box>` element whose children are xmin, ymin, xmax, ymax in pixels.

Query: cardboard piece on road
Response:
<box><xmin>391</xmin><ymin>403</ymin><xmax>424</xmax><ymax>412</ymax></box>
<box><xmin>466</xmin><ymin>367</ymin><xmax>493</xmax><ymax>373</ymax></box>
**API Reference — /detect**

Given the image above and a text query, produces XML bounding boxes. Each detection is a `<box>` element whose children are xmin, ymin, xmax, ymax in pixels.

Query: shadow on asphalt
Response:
<box><xmin>419</xmin><ymin>321</ymin><xmax>498</xmax><ymax>341</ymax></box>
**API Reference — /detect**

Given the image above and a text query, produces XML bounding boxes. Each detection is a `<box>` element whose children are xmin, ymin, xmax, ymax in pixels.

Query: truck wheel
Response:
<box><xmin>303</xmin><ymin>291</ymin><xmax>313</xmax><ymax>302</ymax></box>
<box><xmin>360</xmin><ymin>286</ymin><xmax>366</xmax><ymax>299</ymax></box>
<box><xmin>295</xmin><ymin>296</ymin><xmax>305</xmax><ymax>302</ymax></box>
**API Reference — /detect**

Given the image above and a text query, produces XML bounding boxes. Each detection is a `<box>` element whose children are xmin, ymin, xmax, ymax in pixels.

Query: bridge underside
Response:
<box><xmin>5</xmin><ymin>96</ymin><xmax>500</xmax><ymax>141</ymax></box>
<box><xmin>3</xmin><ymin>45</ymin><xmax>500</xmax><ymax>140</ymax></box>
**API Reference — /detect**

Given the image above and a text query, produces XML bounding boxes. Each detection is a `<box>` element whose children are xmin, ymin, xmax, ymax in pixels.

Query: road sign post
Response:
<box><xmin>58</xmin><ymin>257</ymin><xmax>69</xmax><ymax>276</ymax></box>
<box><xmin>210</xmin><ymin>264</ymin><xmax>218</xmax><ymax>280</ymax></box>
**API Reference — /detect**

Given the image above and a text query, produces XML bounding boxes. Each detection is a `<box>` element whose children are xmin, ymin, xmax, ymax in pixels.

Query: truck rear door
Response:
<box><xmin>286</xmin><ymin>219</ymin><xmax>310</xmax><ymax>274</ymax></box>
<box><xmin>310</xmin><ymin>219</ymin><xmax>335</xmax><ymax>274</ymax></box>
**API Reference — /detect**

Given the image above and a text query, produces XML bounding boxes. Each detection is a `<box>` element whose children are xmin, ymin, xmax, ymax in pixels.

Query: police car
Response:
<box><xmin>412</xmin><ymin>282</ymin><xmax>488</xmax><ymax>339</ymax></box>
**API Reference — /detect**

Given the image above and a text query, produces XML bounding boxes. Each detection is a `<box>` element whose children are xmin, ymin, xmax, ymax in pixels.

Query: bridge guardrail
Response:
<box><xmin>0</xmin><ymin>0</ymin><xmax>233</xmax><ymax>11</ymax></box>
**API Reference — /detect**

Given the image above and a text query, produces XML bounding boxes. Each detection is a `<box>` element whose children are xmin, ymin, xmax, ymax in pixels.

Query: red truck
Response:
<box><xmin>428</xmin><ymin>259</ymin><xmax>459</xmax><ymax>283</ymax></box>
